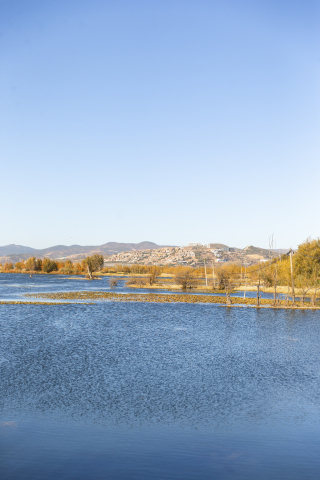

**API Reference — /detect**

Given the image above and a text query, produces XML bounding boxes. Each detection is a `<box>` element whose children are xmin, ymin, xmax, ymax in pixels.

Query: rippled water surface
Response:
<box><xmin>1</xmin><ymin>274</ymin><xmax>320</xmax><ymax>479</ymax></box>
<box><xmin>0</xmin><ymin>272</ymin><xmax>287</xmax><ymax>301</ymax></box>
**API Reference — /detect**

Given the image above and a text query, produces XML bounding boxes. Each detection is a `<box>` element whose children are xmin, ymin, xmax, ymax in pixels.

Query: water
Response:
<box><xmin>1</xmin><ymin>275</ymin><xmax>320</xmax><ymax>479</ymax></box>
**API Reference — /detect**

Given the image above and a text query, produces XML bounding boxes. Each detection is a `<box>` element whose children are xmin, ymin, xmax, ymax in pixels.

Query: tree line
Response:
<box><xmin>206</xmin><ymin>238</ymin><xmax>320</xmax><ymax>306</ymax></box>
<box><xmin>0</xmin><ymin>254</ymin><xmax>104</xmax><ymax>277</ymax></box>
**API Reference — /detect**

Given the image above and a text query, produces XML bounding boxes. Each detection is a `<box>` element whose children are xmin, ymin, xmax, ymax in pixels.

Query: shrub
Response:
<box><xmin>109</xmin><ymin>278</ymin><xmax>118</xmax><ymax>287</ymax></box>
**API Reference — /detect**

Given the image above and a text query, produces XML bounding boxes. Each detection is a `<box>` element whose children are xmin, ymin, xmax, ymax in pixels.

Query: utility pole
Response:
<box><xmin>204</xmin><ymin>260</ymin><xmax>208</xmax><ymax>287</ymax></box>
<box><xmin>243</xmin><ymin>266</ymin><xmax>247</xmax><ymax>299</ymax></box>
<box><xmin>212</xmin><ymin>261</ymin><xmax>215</xmax><ymax>289</ymax></box>
<box><xmin>273</xmin><ymin>261</ymin><xmax>278</xmax><ymax>306</ymax></box>
<box><xmin>290</xmin><ymin>248</ymin><xmax>295</xmax><ymax>304</ymax></box>
<box><xmin>269</xmin><ymin>236</ymin><xmax>278</xmax><ymax>306</ymax></box>
<box><xmin>257</xmin><ymin>262</ymin><xmax>261</xmax><ymax>307</ymax></box>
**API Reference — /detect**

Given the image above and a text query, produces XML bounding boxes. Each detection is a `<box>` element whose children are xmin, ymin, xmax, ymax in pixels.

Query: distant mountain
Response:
<box><xmin>272</xmin><ymin>249</ymin><xmax>289</xmax><ymax>255</ymax></box>
<box><xmin>0</xmin><ymin>242</ymin><xmax>170</xmax><ymax>261</ymax></box>
<box><xmin>243</xmin><ymin>245</ymin><xmax>271</xmax><ymax>256</ymax></box>
<box><xmin>243</xmin><ymin>245</ymin><xmax>289</xmax><ymax>256</ymax></box>
<box><xmin>209</xmin><ymin>243</ymin><xmax>229</xmax><ymax>249</ymax></box>
<box><xmin>0</xmin><ymin>244</ymin><xmax>37</xmax><ymax>255</ymax></box>
<box><xmin>0</xmin><ymin>242</ymin><xmax>289</xmax><ymax>265</ymax></box>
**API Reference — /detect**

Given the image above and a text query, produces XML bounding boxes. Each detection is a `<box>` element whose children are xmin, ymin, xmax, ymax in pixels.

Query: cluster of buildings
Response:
<box><xmin>105</xmin><ymin>243</ymin><xmax>235</xmax><ymax>267</ymax></box>
<box><xmin>104</xmin><ymin>242</ymin><xmax>271</xmax><ymax>267</ymax></box>
<box><xmin>106</xmin><ymin>246</ymin><xmax>196</xmax><ymax>266</ymax></box>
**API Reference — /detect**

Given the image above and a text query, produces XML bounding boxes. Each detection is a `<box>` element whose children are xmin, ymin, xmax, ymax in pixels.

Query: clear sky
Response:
<box><xmin>0</xmin><ymin>0</ymin><xmax>319</xmax><ymax>249</ymax></box>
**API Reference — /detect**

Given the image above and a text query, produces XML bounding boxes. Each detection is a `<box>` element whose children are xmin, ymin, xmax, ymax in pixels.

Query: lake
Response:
<box><xmin>1</xmin><ymin>274</ymin><xmax>320</xmax><ymax>479</ymax></box>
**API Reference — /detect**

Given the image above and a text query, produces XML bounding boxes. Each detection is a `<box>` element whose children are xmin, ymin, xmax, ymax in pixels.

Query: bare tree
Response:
<box><xmin>149</xmin><ymin>267</ymin><xmax>160</xmax><ymax>286</ymax></box>
<box><xmin>175</xmin><ymin>270</ymin><xmax>197</xmax><ymax>290</ymax></box>
<box><xmin>215</xmin><ymin>267</ymin><xmax>235</xmax><ymax>305</ymax></box>
<box><xmin>109</xmin><ymin>278</ymin><xmax>118</xmax><ymax>287</ymax></box>
<box><xmin>86</xmin><ymin>264</ymin><xmax>93</xmax><ymax>280</ymax></box>
<box><xmin>256</xmin><ymin>262</ymin><xmax>261</xmax><ymax>307</ymax></box>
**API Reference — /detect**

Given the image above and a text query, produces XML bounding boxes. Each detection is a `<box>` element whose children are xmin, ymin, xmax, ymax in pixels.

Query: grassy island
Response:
<box><xmin>25</xmin><ymin>291</ymin><xmax>320</xmax><ymax>310</ymax></box>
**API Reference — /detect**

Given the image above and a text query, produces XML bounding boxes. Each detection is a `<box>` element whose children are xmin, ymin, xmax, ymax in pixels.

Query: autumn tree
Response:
<box><xmin>4</xmin><ymin>262</ymin><xmax>13</xmax><ymax>271</ymax></box>
<box><xmin>59</xmin><ymin>260</ymin><xmax>74</xmax><ymax>274</ymax></box>
<box><xmin>294</xmin><ymin>238</ymin><xmax>320</xmax><ymax>305</ymax></box>
<box><xmin>25</xmin><ymin>257</ymin><xmax>36</xmax><ymax>272</ymax></box>
<box><xmin>149</xmin><ymin>266</ymin><xmax>160</xmax><ymax>285</ymax></box>
<box><xmin>83</xmin><ymin>254</ymin><xmax>104</xmax><ymax>279</ymax></box>
<box><xmin>42</xmin><ymin>259</ymin><xmax>58</xmax><ymax>273</ymax></box>
<box><xmin>35</xmin><ymin>259</ymin><xmax>43</xmax><ymax>271</ymax></box>
<box><xmin>74</xmin><ymin>262</ymin><xmax>83</xmax><ymax>274</ymax></box>
<box><xmin>295</xmin><ymin>238</ymin><xmax>320</xmax><ymax>277</ymax></box>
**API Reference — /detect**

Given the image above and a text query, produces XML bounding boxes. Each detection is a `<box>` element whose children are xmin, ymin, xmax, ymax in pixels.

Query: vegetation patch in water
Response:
<box><xmin>25</xmin><ymin>291</ymin><xmax>320</xmax><ymax>309</ymax></box>
<box><xmin>0</xmin><ymin>301</ymin><xmax>94</xmax><ymax>305</ymax></box>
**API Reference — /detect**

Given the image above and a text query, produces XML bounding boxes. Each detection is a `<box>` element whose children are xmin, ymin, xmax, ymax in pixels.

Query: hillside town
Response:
<box><xmin>104</xmin><ymin>243</ymin><xmax>280</xmax><ymax>267</ymax></box>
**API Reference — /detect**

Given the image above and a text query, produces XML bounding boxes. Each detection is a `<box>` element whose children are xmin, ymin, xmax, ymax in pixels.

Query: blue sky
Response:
<box><xmin>0</xmin><ymin>0</ymin><xmax>319</xmax><ymax>249</ymax></box>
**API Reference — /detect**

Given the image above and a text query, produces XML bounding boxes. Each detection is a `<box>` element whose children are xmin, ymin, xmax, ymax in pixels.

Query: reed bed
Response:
<box><xmin>0</xmin><ymin>301</ymin><xmax>94</xmax><ymax>305</ymax></box>
<box><xmin>25</xmin><ymin>291</ymin><xmax>320</xmax><ymax>309</ymax></box>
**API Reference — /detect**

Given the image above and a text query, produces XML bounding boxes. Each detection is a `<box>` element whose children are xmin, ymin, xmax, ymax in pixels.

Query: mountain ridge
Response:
<box><xmin>0</xmin><ymin>242</ymin><xmax>171</xmax><ymax>260</ymax></box>
<box><xmin>0</xmin><ymin>242</ymin><xmax>288</xmax><ymax>264</ymax></box>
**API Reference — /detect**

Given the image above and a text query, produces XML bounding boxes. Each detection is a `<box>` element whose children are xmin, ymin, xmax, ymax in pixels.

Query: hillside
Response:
<box><xmin>243</xmin><ymin>245</ymin><xmax>271</xmax><ymax>256</ymax></box>
<box><xmin>105</xmin><ymin>244</ymin><xmax>288</xmax><ymax>267</ymax></box>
